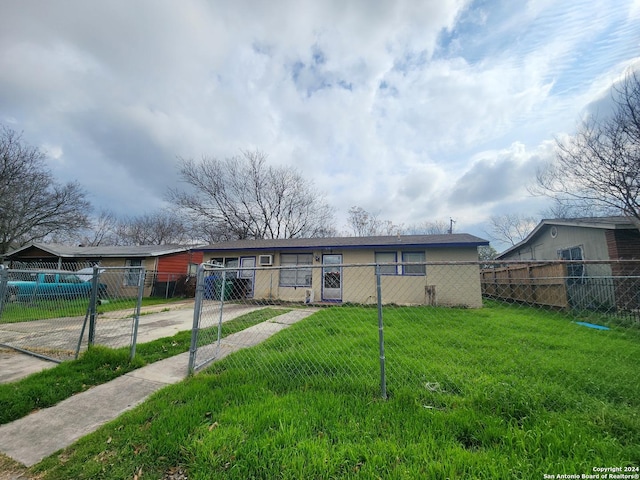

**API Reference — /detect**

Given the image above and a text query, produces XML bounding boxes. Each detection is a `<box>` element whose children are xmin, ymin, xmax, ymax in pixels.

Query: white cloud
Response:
<box><xmin>0</xmin><ymin>0</ymin><xmax>637</xmax><ymax>237</ymax></box>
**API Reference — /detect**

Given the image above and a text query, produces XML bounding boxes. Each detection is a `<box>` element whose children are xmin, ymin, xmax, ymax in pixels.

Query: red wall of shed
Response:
<box><xmin>156</xmin><ymin>251</ymin><xmax>203</xmax><ymax>281</ymax></box>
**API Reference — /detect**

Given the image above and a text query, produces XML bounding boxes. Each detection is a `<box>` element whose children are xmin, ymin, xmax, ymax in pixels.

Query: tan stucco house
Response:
<box><xmin>194</xmin><ymin>234</ymin><xmax>489</xmax><ymax>308</ymax></box>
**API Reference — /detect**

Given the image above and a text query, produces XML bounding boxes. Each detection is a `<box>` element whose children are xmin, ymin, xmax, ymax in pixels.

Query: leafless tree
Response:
<box><xmin>0</xmin><ymin>126</ymin><xmax>91</xmax><ymax>255</ymax></box>
<box><xmin>346</xmin><ymin>206</ymin><xmax>402</xmax><ymax>236</ymax></box>
<box><xmin>404</xmin><ymin>220</ymin><xmax>450</xmax><ymax>235</ymax></box>
<box><xmin>539</xmin><ymin>198</ymin><xmax>618</xmax><ymax>220</ymax></box>
<box><xmin>533</xmin><ymin>69</ymin><xmax>640</xmax><ymax>229</ymax></box>
<box><xmin>116</xmin><ymin>210</ymin><xmax>191</xmax><ymax>246</ymax></box>
<box><xmin>74</xmin><ymin>209</ymin><xmax>119</xmax><ymax>246</ymax></box>
<box><xmin>486</xmin><ymin>213</ymin><xmax>539</xmax><ymax>247</ymax></box>
<box><xmin>169</xmin><ymin>150</ymin><xmax>335</xmax><ymax>240</ymax></box>
<box><xmin>49</xmin><ymin>209</ymin><xmax>117</xmax><ymax>246</ymax></box>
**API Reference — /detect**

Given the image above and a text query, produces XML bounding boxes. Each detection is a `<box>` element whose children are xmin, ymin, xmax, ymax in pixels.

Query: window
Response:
<box><xmin>374</xmin><ymin>251</ymin><xmax>426</xmax><ymax>275</ymax></box>
<box><xmin>223</xmin><ymin>258</ymin><xmax>239</xmax><ymax>279</ymax></box>
<box><xmin>402</xmin><ymin>252</ymin><xmax>426</xmax><ymax>275</ymax></box>
<box><xmin>375</xmin><ymin>252</ymin><xmax>397</xmax><ymax>275</ymax></box>
<box><xmin>280</xmin><ymin>253</ymin><xmax>313</xmax><ymax>287</ymax></box>
<box><xmin>558</xmin><ymin>246</ymin><xmax>584</xmax><ymax>283</ymax></box>
<box><xmin>125</xmin><ymin>259</ymin><xmax>143</xmax><ymax>286</ymax></box>
<box><xmin>209</xmin><ymin>257</ymin><xmax>238</xmax><ymax>278</ymax></box>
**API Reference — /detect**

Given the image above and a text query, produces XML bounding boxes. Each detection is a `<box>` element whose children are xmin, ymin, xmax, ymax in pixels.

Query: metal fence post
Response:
<box><xmin>88</xmin><ymin>265</ymin><xmax>100</xmax><ymax>347</ymax></box>
<box><xmin>129</xmin><ymin>267</ymin><xmax>145</xmax><ymax>360</ymax></box>
<box><xmin>216</xmin><ymin>269</ymin><xmax>227</xmax><ymax>347</ymax></box>
<box><xmin>0</xmin><ymin>268</ymin><xmax>8</xmax><ymax>318</ymax></box>
<box><xmin>376</xmin><ymin>265</ymin><xmax>387</xmax><ymax>400</ymax></box>
<box><xmin>188</xmin><ymin>264</ymin><xmax>206</xmax><ymax>374</ymax></box>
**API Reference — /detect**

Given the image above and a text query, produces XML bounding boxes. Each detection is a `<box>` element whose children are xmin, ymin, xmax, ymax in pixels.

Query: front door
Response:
<box><xmin>239</xmin><ymin>257</ymin><xmax>255</xmax><ymax>298</ymax></box>
<box><xmin>322</xmin><ymin>254</ymin><xmax>342</xmax><ymax>302</ymax></box>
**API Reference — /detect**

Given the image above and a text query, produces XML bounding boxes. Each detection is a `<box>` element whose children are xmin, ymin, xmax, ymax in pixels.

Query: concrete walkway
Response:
<box><xmin>0</xmin><ymin>309</ymin><xmax>317</xmax><ymax>468</ymax></box>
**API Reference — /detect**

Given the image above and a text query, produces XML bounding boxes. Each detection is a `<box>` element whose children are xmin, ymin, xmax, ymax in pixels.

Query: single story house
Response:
<box><xmin>4</xmin><ymin>243</ymin><xmax>204</xmax><ymax>297</ymax></box>
<box><xmin>496</xmin><ymin>216</ymin><xmax>640</xmax><ymax>264</ymax></box>
<box><xmin>492</xmin><ymin>216</ymin><xmax>640</xmax><ymax>311</ymax></box>
<box><xmin>194</xmin><ymin>234</ymin><xmax>489</xmax><ymax>307</ymax></box>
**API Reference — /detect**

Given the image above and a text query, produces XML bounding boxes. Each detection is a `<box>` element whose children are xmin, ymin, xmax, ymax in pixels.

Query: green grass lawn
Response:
<box><xmin>0</xmin><ymin>308</ymin><xmax>290</xmax><ymax>425</ymax></box>
<box><xmin>27</xmin><ymin>301</ymin><xmax>640</xmax><ymax>479</ymax></box>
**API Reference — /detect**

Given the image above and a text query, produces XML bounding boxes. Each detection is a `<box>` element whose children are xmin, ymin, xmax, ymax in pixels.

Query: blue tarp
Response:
<box><xmin>575</xmin><ymin>321</ymin><xmax>610</xmax><ymax>331</ymax></box>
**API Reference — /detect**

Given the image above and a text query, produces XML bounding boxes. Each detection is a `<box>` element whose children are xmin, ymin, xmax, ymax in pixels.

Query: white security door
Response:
<box><xmin>239</xmin><ymin>257</ymin><xmax>255</xmax><ymax>297</ymax></box>
<box><xmin>322</xmin><ymin>254</ymin><xmax>342</xmax><ymax>301</ymax></box>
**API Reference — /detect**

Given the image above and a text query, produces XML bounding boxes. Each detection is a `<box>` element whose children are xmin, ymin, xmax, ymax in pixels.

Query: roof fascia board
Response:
<box><xmin>197</xmin><ymin>241</ymin><xmax>488</xmax><ymax>253</ymax></box>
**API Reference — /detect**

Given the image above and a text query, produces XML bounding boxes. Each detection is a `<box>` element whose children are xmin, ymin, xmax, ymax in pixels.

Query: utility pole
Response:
<box><xmin>448</xmin><ymin>218</ymin><xmax>456</xmax><ymax>234</ymax></box>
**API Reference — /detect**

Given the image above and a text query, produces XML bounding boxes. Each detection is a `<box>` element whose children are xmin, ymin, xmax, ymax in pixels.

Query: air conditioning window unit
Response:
<box><xmin>258</xmin><ymin>254</ymin><xmax>273</xmax><ymax>266</ymax></box>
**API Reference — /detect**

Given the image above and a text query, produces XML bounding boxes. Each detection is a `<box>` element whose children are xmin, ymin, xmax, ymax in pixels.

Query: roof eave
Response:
<box><xmin>197</xmin><ymin>241</ymin><xmax>489</xmax><ymax>252</ymax></box>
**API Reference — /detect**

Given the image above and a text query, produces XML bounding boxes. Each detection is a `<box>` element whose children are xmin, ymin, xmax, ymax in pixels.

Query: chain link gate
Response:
<box><xmin>0</xmin><ymin>265</ymin><xmax>146</xmax><ymax>363</ymax></box>
<box><xmin>187</xmin><ymin>262</ymin><xmax>414</xmax><ymax>398</ymax></box>
<box><xmin>187</xmin><ymin>263</ymin><xmax>318</xmax><ymax>373</ymax></box>
<box><xmin>187</xmin><ymin>259</ymin><xmax>639</xmax><ymax>405</ymax></box>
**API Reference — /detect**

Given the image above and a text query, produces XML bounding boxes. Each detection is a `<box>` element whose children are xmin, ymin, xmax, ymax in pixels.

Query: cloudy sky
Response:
<box><xmin>1</xmin><ymin>0</ymin><xmax>638</xmax><ymax>248</ymax></box>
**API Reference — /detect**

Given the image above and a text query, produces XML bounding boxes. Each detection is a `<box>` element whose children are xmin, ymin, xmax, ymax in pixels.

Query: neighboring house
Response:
<box><xmin>4</xmin><ymin>243</ymin><xmax>204</xmax><ymax>297</ymax></box>
<box><xmin>194</xmin><ymin>234</ymin><xmax>489</xmax><ymax>307</ymax></box>
<box><xmin>493</xmin><ymin>216</ymin><xmax>640</xmax><ymax>311</ymax></box>
<box><xmin>496</xmin><ymin>216</ymin><xmax>640</xmax><ymax>267</ymax></box>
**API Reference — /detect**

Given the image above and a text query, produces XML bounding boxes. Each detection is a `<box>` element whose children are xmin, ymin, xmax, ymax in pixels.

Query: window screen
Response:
<box><xmin>280</xmin><ymin>253</ymin><xmax>313</xmax><ymax>287</ymax></box>
<box><xmin>402</xmin><ymin>252</ymin><xmax>426</xmax><ymax>275</ymax></box>
<box><xmin>375</xmin><ymin>252</ymin><xmax>397</xmax><ymax>275</ymax></box>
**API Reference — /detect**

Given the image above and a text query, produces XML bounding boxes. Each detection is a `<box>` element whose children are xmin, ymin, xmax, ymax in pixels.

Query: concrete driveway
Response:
<box><xmin>0</xmin><ymin>300</ymin><xmax>263</xmax><ymax>384</ymax></box>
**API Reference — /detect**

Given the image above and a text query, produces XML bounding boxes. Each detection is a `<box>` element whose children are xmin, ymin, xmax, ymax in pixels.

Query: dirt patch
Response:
<box><xmin>0</xmin><ymin>453</ymin><xmax>39</xmax><ymax>480</ymax></box>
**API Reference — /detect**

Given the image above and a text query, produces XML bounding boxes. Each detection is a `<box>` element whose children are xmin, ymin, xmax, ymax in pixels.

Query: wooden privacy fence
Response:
<box><xmin>481</xmin><ymin>263</ymin><xmax>569</xmax><ymax>308</ymax></box>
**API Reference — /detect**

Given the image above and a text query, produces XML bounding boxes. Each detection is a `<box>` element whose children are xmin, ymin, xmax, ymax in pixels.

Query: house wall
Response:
<box><xmin>423</xmin><ymin>247</ymin><xmax>483</xmax><ymax>308</ymax></box>
<box><xmin>606</xmin><ymin>229</ymin><xmax>640</xmax><ymax>260</ymax></box>
<box><xmin>606</xmin><ymin>230</ymin><xmax>640</xmax><ymax>309</ymax></box>
<box><xmin>97</xmin><ymin>257</ymin><xmax>158</xmax><ymax>298</ymax></box>
<box><xmin>156</xmin><ymin>251</ymin><xmax>203</xmax><ymax>281</ymax></box>
<box><xmin>501</xmin><ymin>225</ymin><xmax>611</xmax><ymax>261</ymax></box>
<box><xmin>202</xmin><ymin>245</ymin><xmax>483</xmax><ymax>308</ymax></box>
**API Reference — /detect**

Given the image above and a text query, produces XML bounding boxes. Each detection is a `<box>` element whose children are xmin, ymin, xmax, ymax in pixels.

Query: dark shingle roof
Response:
<box><xmin>196</xmin><ymin>234</ymin><xmax>488</xmax><ymax>252</ymax></box>
<box><xmin>6</xmin><ymin>243</ymin><xmax>193</xmax><ymax>258</ymax></box>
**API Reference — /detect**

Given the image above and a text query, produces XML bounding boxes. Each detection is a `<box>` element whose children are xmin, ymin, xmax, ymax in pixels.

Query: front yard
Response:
<box><xmin>22</xmin><ymin>301</ymin><xmax>640</xmax><ymax>479</ymax></box>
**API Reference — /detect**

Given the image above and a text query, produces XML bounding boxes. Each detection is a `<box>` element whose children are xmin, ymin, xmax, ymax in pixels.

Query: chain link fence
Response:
<box><xmin>0</xmin><ymin>264</ymin><xmax>145</xmax><ymax>362</ymax></box>
<box><xmin>188</xmin><ymin>260</ymin><xmax>640</xmax><ymax>401</ymax></box>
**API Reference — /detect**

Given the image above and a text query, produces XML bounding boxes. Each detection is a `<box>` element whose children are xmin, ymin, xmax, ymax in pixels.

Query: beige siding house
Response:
<box><xmin>493</xmin><ymin>217</ymin><xmax>640</xmax><ymax>311</ymax></box>
<box><xmin>496</xmin><ymin>216</ymin><xmax>640</xmax><ymax>273</ymax></box>
<box><xmin>195</xmin><ymin>234</ymin><xmax>488</xmax><ymax>308</ymax></box>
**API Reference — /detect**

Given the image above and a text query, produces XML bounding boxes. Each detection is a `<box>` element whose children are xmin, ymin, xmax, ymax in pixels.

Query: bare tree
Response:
<box><xmin>539</xmin><ymin>198</ymin><xmax>618</xmax><ymax>220</ymax></box>
<box><xmin>404</xmin><ymin>220</ymin><xmax>450</xmax><ymax>235</ymax></box>
<box><xmin>116</xmin><ymin>210</ymin><xmax>191</xmax><ymax>246</ymax></box>
<box><xmin>533</xmin><ymin>70</ymin><xmax>640</xmax><ymax>229</ymax></box>
<box><xmin>346</xmin><ymin>206</ymin><xmax>402</xmax><ymax>236</ymax></box>
<box><xmin>75</xmin><ymin>209</ymin><xmax>119</xmax><ymax>246</ymax></box>
<box><xmin>486</xmin><ymin>213</ymin><xmax>539</xmax><ymax>247</ymax></box>
<box><xmin>347</xmin><ymin>206</ymin><xmax>376</xmax><ymax>236</ymax></box>
<box><xmin>0</xmin><ymin>126</ymin><xmax>91</xmax><ymax>254</ymax></box>
<box><xmin>169</xmin><ymin>150</ymin><xmax>335</xmax><ymax>240</ymax></box>
<box><xmin>49</xmin><ymin>209</ymin><xmax>118</xmax><ymax>246</ymax></box>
